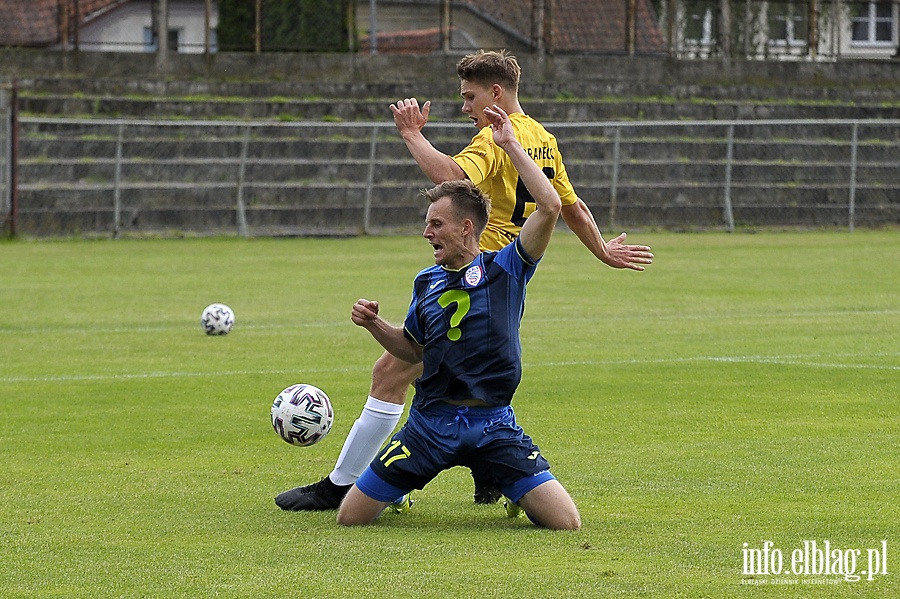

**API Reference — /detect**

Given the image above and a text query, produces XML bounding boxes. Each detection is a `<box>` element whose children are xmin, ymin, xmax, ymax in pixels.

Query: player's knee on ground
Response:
<box><xmin>370</xmin><ymin>351</ymin><xmax>422</xmax><ymax>404</ymax></box>
<box><xmin>336</xmin><ymin>486</ymin><xmax>387</xmax><ymax>526</ymax></box>
<box><xmin>518</xmin><ymin>480</ymin><xmax>582</xmax><ymax>531</ymax></box>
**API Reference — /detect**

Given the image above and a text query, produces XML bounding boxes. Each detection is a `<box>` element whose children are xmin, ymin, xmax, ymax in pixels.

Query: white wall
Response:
<box><xmin>79</xmin><ymin>0</ymin><xmax>218</xmax><ymax>53</ymax></box>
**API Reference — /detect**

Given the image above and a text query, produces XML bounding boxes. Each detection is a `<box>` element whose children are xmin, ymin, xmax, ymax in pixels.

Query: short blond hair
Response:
<box><xmin>456</xmin><ymin>49</ymin><xmax>520</xmax><ymax>93</ymax></box>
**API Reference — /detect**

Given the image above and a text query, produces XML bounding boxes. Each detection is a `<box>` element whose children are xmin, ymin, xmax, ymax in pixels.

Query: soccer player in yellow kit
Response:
<box><xmin>452</xmin><ymin>100</ymin><xmax>578</xmax><ymax>252</ymax></box>
<box><xmin>275</xmin><ymin>50</ymin><xmax>653</xmax><ymax>512</ymax></box>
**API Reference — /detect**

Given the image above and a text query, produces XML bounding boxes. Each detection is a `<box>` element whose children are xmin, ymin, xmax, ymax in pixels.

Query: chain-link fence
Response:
<box><xmin>14</xmin><ymin>0</ymin><xmax>899</xmax><ymax>59</ymax></box>
<box><xmin>7</xmin><ymin>116</ymin><xmax>899</xmax><ymax>238</ymax></box>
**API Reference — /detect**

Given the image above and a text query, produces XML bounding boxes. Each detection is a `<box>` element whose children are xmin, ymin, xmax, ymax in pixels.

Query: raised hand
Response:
<box><xmin>390</xmin><ymin>98</ymin><xmax>431</xmax><ymax>135</ymax></box>
<box><xmin>483</xmin><ymin>104</ymin><xmax>516</xmax><ymax>149</ymax></box>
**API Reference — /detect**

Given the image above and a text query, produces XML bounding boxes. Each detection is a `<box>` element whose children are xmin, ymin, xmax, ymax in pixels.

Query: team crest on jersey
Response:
<box><xmin>464</xmin><ymin>265</ymin><xmax>483</xmax><ymax>287</ymax></box>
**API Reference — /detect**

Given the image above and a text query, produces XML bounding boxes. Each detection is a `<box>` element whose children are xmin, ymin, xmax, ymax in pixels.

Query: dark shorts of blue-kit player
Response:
<box><xmin>356</xmin><ymin>402</ymin><xmax>556</xmax><ymax>504</ymax></box>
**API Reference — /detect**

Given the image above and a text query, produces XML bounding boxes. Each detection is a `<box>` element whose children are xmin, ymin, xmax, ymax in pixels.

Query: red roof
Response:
<box><xmin>0</xmin><ymin>0</ymin><xmax>123</xmax><ymax>47</ymax></box>
<box><xmin>361</xmin><ymin>0</ymin><xmax>666</xmax><ymax>55</ymax></box>
<box><xmin>463</xmin><ymin>0</ymin><xmax>666</xmax><ymax>53</ymax></box>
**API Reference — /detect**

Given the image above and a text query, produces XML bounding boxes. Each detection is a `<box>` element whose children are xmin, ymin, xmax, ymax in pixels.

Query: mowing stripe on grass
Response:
<box><xmin>2</xmin><ymin>352</ymin><xmax>897</xmax><ymax>384</ymax></box>
<box><xmin>1</xmin><ymin>309</ymin><xmax>898</xmax><ymax>336</ymax></box>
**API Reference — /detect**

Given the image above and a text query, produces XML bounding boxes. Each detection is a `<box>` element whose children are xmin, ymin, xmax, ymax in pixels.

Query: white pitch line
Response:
<box><xmin>531</xmin><ymin>356</ymin><xmax>900</xmax><ymax>371</ymax></box>
<box><xmin>1</xmin><ymin>309</ymin><xmax>898</xmax><ymax>336</ymax></box>
<box><xmin>0</xmin><ymin>366</ymin><xmax>372</xmax><ymax>384</ymax></box>
<box><xmin>0</xmin><ymin>321</ymin><xmax>348</xmax><ymax>336</ymax></box>
<box><xmin>1</xmin><ymin>354</ymin><xmax>898</xmax><ymax>384</ymax></box>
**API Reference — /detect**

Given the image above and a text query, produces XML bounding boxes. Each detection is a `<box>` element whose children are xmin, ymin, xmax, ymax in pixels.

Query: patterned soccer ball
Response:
<box><xmin>271</xmin><ymin>384</ymin><xmax>334</xmax><ymax>447</ymax></box>
<box><xmin>201</xmin><ymin>303</ymin><xmax>234</xmax><ymax>335</ymax></box>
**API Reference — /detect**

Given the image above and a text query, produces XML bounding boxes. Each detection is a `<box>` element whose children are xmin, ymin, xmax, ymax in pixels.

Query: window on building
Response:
<box><xmin>684</xmin><ymin>1</ymin><xmax>716</xmax><ymax>44</ymax></box>
<box><xmin>143</xmin><ymin>27</ymin><xmax>181</xmax><ymax>52</ymax></box>
<box><xmin>768</xmin><ymin>2</ymin><xmax>808</xmax><ymax>46</ymax></box>
<box><xmin>851</xmin><ymin>1</ymin><xmax>895</xmax><ymax>44</ymax></box>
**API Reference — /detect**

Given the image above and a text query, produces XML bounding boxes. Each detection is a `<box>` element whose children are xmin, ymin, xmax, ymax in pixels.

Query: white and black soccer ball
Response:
<box><xmin>201</xmin><ymin>303</ymin><xmax>234</xmax><ymax>335</ymax></box>
<box><xmin>271</xmin><ymin>384</ymin><xmax>334</xmax><ymax>447</ymax></box>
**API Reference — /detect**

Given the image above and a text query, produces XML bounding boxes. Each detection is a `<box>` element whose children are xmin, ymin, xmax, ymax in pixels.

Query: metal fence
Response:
<box><xmin>5</xmin><ymin>116</ymin><xmax>900</xmax><ymax>238</ymax></box>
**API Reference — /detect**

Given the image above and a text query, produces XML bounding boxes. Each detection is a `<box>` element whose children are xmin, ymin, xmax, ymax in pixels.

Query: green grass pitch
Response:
<box><xmin>1</xmin><ymin>231</ymin><xmax>897</xmax><ymax>598</ymax></box>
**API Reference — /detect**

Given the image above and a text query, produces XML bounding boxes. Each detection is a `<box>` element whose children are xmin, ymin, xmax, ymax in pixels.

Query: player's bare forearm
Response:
<box><xmin>485</xmin><ymin>104</ymin><xmax>561</xmax><ymax>259</ymax></box>
<box><xmin>371</xmin><ymin>326</ymin><xmax>422</xmax><ymax>364</ymax></box>
<box><xmin>401</xmin><ymin>131</ymin><xmax>465</xmax><ymax>183</ymax></box>
<box><xmin>351</xmin><ymin>299</ymin><xmax>422</xmax><ymax>364</ymax></box>
<box><xmin>391</xmin><ymin>98</ymin><xmax>466</xmax><ymax>184</ymax></box>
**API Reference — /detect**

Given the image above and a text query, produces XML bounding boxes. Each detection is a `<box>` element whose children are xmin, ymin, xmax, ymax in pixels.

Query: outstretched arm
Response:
<box><xmin>351</xmin><ymin>298</ymin><xmax>423</xmax><ymax>364</ymax></box>
<box><xmin>390</xmin><ymin>98</ymin><xmax>466</xmax><ymax>184</ymax></box>
<box><xmin>484</xmin><ymin>104</ymin><xmax>561</xmax><ymax>260</ymax></box>
<box><xmin>561</xmin><ymin>200</ymin><xmax>653</xmax><ymax>271</ymax></box>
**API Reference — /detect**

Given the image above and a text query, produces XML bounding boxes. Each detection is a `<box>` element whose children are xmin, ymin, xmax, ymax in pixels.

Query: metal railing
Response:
<box><xmin>6</xmin><ymin>116</ymin><xmax>900</xmax><ymax>238</ymax></box>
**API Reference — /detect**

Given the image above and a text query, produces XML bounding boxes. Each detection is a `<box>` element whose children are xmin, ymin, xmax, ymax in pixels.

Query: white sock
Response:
<box><xmin>329</xmin><ymin>396</ymin><xmax>404</xmax><ymax>487</ymax></box>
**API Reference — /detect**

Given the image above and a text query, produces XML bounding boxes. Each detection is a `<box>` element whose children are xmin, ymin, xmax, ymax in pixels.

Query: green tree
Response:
<box><xmin>218</xmin><ymin>0</ymin><xmax>351</xmax><ymax>52</ymax></box>
<box><xmin>217</xmin><ymin>0</ymin><xmax>255</xmax><ymax>51</ymax></box>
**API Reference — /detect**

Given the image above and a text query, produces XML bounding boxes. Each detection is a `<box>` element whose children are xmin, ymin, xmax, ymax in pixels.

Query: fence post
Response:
<box><xmin>363</xmin><ymin>125</ymin><xmax>378</xmax><ymax>235</ymax></box>
<box><xmin>848</xmin><ymin>122</ymin><xmax>858</xmax><ymax>233</ymax></box>
<box><xmin>113</xmin><ymin>122</ymin><xmax>124</xmax><ymax>238</ymax></box>
<box><xmin>808</xmin><ymin>0</ymin><xmax>819</xmax><ymax>60</ymax></box>
<box><xmin>441</xmin><ymin>0</ymin><xmax>451</xmax><ymax>53</ymax></box>
<box><xmin>534</xmin><ymin>0</ymin><xmax>547</xmax><ymax>55</ymax></box>
<box><xmin>369</xmin><ymin>0</ymin><xmax>378</xmax><ymax>55</ymax></box>
<box><xmin>1</xmin><ymin>84</ymin><xmax>8</xmax><ymax>237</ymax></box>
<box><xmin>609</xmin><ymin>125</ymin><xmax>620</xmax><ymax>229</ymax></box>
<box><xmin>235</xmin><ymin>126</ymin><xmax>250</xmax><ymax>238</ymax></box>
<box><xmin>155</xmin><ymin>0</ymin><xmax>169</xmax><ymax>71</ymax></box>
<box><xmin>254</xmin><ymin>0</ymin><xmax>262</xmax><ymax>53</ymax></box>
<box><xmin>625</xmin><ymin>0</ymin><xmax>637</xmax><ymax>55</ymax></box>
<box><xmin>723</xmin><ymin>123</ymin><xmax>735</xmax><ymax>232</ymax></box>
<box><xmin>204</xmin><ymin>0</ymin><xmax>213</xmax><ymax>56</ymax></box>
<box><xmin>9</xmin><ymin>79</ymin><xmax>17</xmax><ymax>238</ymax></box>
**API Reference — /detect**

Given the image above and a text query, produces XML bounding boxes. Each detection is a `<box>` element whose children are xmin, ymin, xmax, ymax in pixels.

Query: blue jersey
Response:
<box><xmin>403</xmin><ymin>238</ymin><xmax>539</xmax><ymax>409</ymax></box>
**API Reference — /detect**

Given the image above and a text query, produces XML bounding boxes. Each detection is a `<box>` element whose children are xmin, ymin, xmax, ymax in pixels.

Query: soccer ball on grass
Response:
<box><xmin>271</xmin><ymin>384</ymin><xmax>334</xmax><ymax>447</ymax></box>
<box><xmin>201</xmin><ymin>303</ymin><xmax>234</xmax><ymax>335</ymax></box>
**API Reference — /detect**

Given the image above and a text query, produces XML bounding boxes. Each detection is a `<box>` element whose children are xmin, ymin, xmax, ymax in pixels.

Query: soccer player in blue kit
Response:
<box><xmin>336</xmin><ymin>104</ymin><xmax>581</xmax><ymax>530</ymax></box>
<box><xmin>276</xmin><ymin>50</ymin><xmax>651</xmax><ymax>512</ymax></box>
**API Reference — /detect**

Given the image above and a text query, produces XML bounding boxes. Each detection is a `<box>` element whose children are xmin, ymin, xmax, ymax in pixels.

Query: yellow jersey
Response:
<box><xmin>452</xmin><ymin>112</ymin><xmax>579</xmax><ymax>251</ymax></box>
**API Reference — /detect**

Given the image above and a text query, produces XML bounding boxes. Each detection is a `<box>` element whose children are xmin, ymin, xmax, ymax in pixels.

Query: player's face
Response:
<box><xmin>460</xmin><ymin>79</ymin><xmax>496</xmax><ymax>129</ymax></box>
<box><xmin>424</xmin><ymin>196</ymin><xmax>469</xmax><ymax>269</ymax></box>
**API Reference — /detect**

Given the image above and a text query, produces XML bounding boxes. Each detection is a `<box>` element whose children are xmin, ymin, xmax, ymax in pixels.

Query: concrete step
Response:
<box><xmin>15</xmin><ymin>72</ymin><xmax>900</xmax><ymax>104</ymax></box>
<box><xmin>18</xmin><ymin>178</ymin><xmax>893</xmax><ymax>209</ymax></box>
<box><xmin>20</xmin><ymin>133</ymin><xmax>896</xmax><ymax>164</ymax></box>
<box><xmin>17</xmin><ymin>158</ymin><xmax>434</xmax><ymax>186</ymax></box>
<box><xmin>18</xmin><ymin>94</ymin><xmax>900</xmax><ymax>121</ymax></box>
<box><xmin>20</xmin><ymin>156</ymin><xmax>896</xmax><ymax>190</ymax></box>
<box><xmin>15</xmin><ymin>185</ymin><xmax>896</xmax><ymax>237</ymax></box>
<box><xmin>19</xmin><ymin>118</ymin><xmax>898</xmax><ymax>164</ymax></box>
<box><xmin>16</xmin><ymin>182</ymin><xmax>424</xmax><ymax>209</ymax></box>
